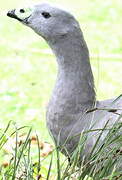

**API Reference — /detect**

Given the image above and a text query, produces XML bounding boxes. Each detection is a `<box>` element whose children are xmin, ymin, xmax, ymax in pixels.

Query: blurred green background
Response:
<box><xmin>0</xmin><ymin>0</ymin><xmax>122</xmax><ymax>142</ymax></box>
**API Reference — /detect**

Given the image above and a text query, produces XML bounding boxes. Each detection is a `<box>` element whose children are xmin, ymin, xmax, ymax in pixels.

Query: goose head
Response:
<box><xmin>7</xmin><ymin>3</ymin><xmax>79</xmax><ymax>42</ymax></box>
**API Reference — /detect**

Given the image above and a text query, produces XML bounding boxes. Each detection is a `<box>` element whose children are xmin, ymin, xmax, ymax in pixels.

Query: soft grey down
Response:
<box><xmin>7</xmin><ymin>3</ymin><xmax>122</xmax><ymax>160</ymax></box>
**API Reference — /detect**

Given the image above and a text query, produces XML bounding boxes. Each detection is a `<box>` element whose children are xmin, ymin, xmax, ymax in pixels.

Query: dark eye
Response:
<box><xmin>20</xmin><ymin>9</ymin><xmax>25</xmax><ymax>13</ymax></box>
<box><xmin>42</xmin><ymin>12</ymin><xmax>51</xmax><ymax>18</ymax></box>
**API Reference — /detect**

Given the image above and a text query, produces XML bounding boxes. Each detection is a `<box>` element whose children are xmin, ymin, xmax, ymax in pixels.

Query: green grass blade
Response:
<box><xmin>46</xmin><ymin>154</ymin><xmax>53</xmax><ymax>180</ymax></box>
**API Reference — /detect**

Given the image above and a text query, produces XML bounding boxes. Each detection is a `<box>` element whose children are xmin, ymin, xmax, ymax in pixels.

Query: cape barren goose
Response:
<box><xmin>7</xmin><ymin>3</ymin><xmax>122</xmax><ymax>163</ymax></box>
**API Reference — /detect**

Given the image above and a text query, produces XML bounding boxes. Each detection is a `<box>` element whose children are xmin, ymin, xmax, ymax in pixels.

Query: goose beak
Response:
<box><xmin>7</xmin><ymin>9</ymin><xmax>23</xmax><ymax>22</ymax></box>
<box><xmin>7</xmin><ymin>8</ymin><xmax>32</xmax><ymax>24</ymax></box>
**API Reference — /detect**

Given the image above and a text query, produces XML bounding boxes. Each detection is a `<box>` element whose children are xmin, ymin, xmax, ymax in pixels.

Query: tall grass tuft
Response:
<box><xmin>53</xmin><ymin>111</ymin><xmax>122</xmax><ymax>180</ymax></box>
<box><xmin>0</xmin><ymin>112</ymin><xmax>122</xmax><ymax>179</ymax></box>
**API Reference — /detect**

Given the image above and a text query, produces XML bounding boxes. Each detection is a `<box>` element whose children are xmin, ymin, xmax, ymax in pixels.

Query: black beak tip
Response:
<box><xmin>7</xmin><ymin>11</ymin><xmax>11</xmax><ymax>17</ymax></box>
<box><xmin>7</xmin><ymin>10</ymin><xmax>16</xmax><ymax>18</ymax></box>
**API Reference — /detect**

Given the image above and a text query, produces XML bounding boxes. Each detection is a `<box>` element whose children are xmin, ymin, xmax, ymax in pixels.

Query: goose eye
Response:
<box><xmin>42</xmin><ymin>12</ymin><xmax>51</xmax><ymax>18</ymax></box>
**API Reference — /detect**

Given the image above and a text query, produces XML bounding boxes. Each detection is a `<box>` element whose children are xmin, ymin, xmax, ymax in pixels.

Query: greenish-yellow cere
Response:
<box><xmin>15</xmin><ymin>8</ymin><xmax>33</xmax><ymax>19</ymax></box>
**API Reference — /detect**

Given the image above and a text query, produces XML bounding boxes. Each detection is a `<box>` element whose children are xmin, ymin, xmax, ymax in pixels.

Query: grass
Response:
<box><xmin>1</xmin><ymin>115</ymin><xmax>122</xmax><ymax>179</ymax></box>
<box><xmin>0</xmin><ymin>0</ymin><xmax>122</xmax><ymax>179</ymax></box>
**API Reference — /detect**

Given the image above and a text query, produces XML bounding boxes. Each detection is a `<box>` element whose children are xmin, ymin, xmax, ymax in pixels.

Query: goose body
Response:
<box><xmin>7</xmin><ymin>3</ymin><xmax>122</xmax><ymax>158</ymax></box>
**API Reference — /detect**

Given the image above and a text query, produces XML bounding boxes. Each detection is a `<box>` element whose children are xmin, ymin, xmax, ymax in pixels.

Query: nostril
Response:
<box><xmin>20</xmin><ymin>9</ymin><xmax>25</xmax><ymax>13</ymax></box>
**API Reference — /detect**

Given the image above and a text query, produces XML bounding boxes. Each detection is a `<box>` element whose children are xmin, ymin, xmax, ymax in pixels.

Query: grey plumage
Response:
<box><xmin>7</xmin><ymin>3</ymin><xmax>122</xmax><ymax>160</ymax></box>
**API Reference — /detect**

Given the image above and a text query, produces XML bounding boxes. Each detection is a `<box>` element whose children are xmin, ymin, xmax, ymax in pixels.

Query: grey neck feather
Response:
<box><xmin>47</xmin><ymin>27</ymin><xmax>96</xmax><ymax>114</ymax></box>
